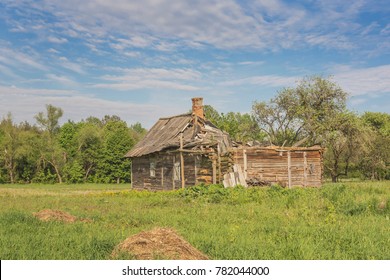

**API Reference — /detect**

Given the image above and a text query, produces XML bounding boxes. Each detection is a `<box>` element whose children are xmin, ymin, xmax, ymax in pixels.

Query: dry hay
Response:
<box><xmin>33</xmin><ymin>209</ymin><xmax>84</xmax><ymax>223</ymax></box>
<box><xmin>112</xmin><ymin>227</ymin><xmax>209</xmax><ymax>260</ymax></box>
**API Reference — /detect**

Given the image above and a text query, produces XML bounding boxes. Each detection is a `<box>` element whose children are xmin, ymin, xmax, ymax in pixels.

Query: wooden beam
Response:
<box><xmin>243</xmin><ymin>149</ymin><xmax>247</xmax><ymax>180</ymax></box>
<box><xmin>287</xmin><ymin>151</ymin><xmax>292</xmax><ymax>188</ymax></box>
<box><xmin>303</xmin><ymin>151</ymin><xmax>307</xmax><ymax>187</ymax></box>
<box><xmin>130</xmin><ymin>161</ymin><xmax>133</xmax><ymax>189</ymax></box>
<box><xmin>218</xmin><ymin>144</ymin><xmax>221</xmax><ymax>184</ymax></box>
<box><xmin>194</xmin><ymin>156</ymin><xmax>198</xmax><ymax>185</ymax></box>
<box><xmin>212</xmin><ymin>155</ymin><xmax>217</xmax><ymax>184</ymax></box>
<box><xmin>172</xmin><ymin>156</ymin><xmax>175</xmax><ymax>190</ymax></box>
<box><xmin>161</xmin><ymin>167</ymin><xmax>164</xmax><ymax>189</ymax></box>
<box><xmin>180</xmin><ymin>132</ymin><xmax>185</xmax><ymax>189</ymax></box>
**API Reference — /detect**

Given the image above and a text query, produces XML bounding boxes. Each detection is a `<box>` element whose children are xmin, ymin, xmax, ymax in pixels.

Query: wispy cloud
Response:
<box><xmin>0</xmin><ymin>85</ymin><xmax>163</xmax><ymax>127</ymax></box>
<box><xmin>3</xmin><ymin>0</ymin><xmax>384</xmax><ymax>52</ymax></box>
<box><xmin>220</xmin><ymin>74</ymin><xmax>298</xmax><ymax>88</ymax></box>
<box><xmin>334</xmin><ymin>64</ymin><xmax>390</xmax><ymax>97</ymax></box>
<box><xmin>47</xmin><ymin>36</ymin><xmax>68</xmax><ymax>44</ymax></box>
<box><xmin>0</xmin><ymin>45</ymin><xmax>47</xmax><ymax>71</ymax></box>
<box><xmin>94</xmin><ymin>67</ymin><xmax>203</xmax><ymax>91</ymax></box>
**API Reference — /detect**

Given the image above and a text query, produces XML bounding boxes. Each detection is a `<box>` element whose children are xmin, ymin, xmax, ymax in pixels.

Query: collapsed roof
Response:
<box><xmin>125</xmin><ymin>112</ymin><xmax>232</xmax><ymax>158</ymax></box>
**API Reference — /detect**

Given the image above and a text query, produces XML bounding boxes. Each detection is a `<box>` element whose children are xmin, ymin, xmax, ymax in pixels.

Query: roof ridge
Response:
<box><xmin>159</xmin><ymin>113</ymin><xmax>192</xmax><ymax>120</ymax></box>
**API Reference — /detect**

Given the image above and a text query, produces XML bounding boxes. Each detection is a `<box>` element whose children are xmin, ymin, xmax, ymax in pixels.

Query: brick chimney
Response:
<box><xmin>191</xmin><ymin>97</ymin><xmax>204</xmax><ymax>119</ymax></box>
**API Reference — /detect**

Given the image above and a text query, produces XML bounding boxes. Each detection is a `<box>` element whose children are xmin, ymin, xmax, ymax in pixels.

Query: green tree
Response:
<box><xmin>97</xmin><ymin>117</ymin><xmax>134</xmax><ymax>183</ymax></box>
<box><xmin>75</xmin><ymin>122</ymin><xmax>103</xmax><ymax>182</ymax></box>
<box><xmin>323</xmin><ymin>112</ymin><xmax>369</xmax><ymax>182</ymax></box>
<box><xmin>35</xmin><ymin>104</ymin><xmax>65</xmax><ymax>183</ymax></box>
<box><xmin>204</xmin><ymin>105</ymin><xmax>263</xmax><ymax>142</ymax></box>
<box><xmin>35</xmin><ymin>104</ymin><xmax>63</xmax><ymax>136</ymax></box>
<box><xmin>359</xmin><ymin>112</ymin><xmax>390</xmax><ymax>180</ymax></box>
<box><xmin>15</xmin><ymin>125</ymin><xmax>41</xmax><ymax>183</ymax></box>
<box><xmin>252</xmin><ymin>89</ymin><xmax>302</xmax><ymax>145</ymax></box>
<box><xmin>0</xmin><ymin>114</ymin><xmax>19</xmax><ymax>183</ymax></box>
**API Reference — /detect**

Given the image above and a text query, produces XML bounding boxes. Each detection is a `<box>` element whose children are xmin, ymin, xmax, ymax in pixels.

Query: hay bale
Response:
<box><xmin>112</xmin><ymin>227</ymin><xmax>208</xmax><ymax>260</ymax></box>
<box><xmin>33</xmin><ymin>209</ymin><xmax>77</xmax><ymax>223</ymax></box>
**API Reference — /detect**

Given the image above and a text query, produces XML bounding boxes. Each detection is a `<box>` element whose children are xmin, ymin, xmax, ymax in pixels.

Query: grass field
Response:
<box><xmin>0</xmin><ymin>182</ymin><xmax>389</xmax><ymax>260</ymax></box>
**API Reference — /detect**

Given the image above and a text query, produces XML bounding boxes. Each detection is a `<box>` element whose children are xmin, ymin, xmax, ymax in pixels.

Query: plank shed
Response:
<box><xmin>232</xmin><ymin>145</ymin><xmax>323</xmax><ymax>188</ymax></box>
<box><xmin>125</xmin><ymin>97</ymin><xmax>324</xmax><ymax>190</ymax></box>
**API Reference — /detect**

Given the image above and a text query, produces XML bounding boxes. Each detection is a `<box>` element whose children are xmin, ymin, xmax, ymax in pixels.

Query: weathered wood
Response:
<box><xmin>243</xmin><ymin>149</ymin><xmax>247</xmax><ymax>179</ymax></box>
<box><xmin>303</xmin><ymin>151</ymin><xmax>307</xmax><ymax>187</ymax></box>
<box><xmin>180</xmin><ymin>133</ymin><xmax>185</xmax><ymax>189</ymax></box>
<box><xmin>231</xmin><ymin>146</ymin><xmax>323</xmax><ymax>187</ymax></box>
<box><xmin>287</xmin><ymin>151</ymin><xmax>292</xmax><ymax>189</ymax></box>
<box><xmin>212</xmin><ymin>156</ymin><xmax>217</xmax><ymax>184</ymax></box>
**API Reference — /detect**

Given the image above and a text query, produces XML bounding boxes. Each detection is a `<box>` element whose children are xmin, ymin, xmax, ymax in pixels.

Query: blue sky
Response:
<box><xmin>0</xmin><ymin>0</ymin><xmax>389</xmax><ymax>128</ymax></box>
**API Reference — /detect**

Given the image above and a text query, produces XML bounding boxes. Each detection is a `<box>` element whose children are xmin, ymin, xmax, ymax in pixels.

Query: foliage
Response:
<box><xmin>0</xmin><ymin>105</ymin><xmax>145</xmax><ymax>184</ymax></box>
<box><xmin>359</xmin><ymin>112</ymin><xmax>390</xmax><ymax>180</ymax></box>
<box><xmin>204</xmin><ymin>105</ymin><xmax>264</xmax><ymax>142</ymax></box>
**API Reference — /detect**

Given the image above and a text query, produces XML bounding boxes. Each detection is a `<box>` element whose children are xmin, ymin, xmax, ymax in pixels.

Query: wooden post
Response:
<box><xmin>194</xmin><ymin>156</ymin><xmax>198</xmax><ymax>185</ymax></box>
<box><xmin>161</xmin><ymin>167</ymin><xmax>164</xmax><ymax>189</ymax></box>
<box><xmin>172</xmin><ymin>156</ymin><xmax>175</xmax><ymax>190</ymax></box>
<box><xmin>217</xmin><ymin>144</ymin><xmax>221</xmax><ymax>184</ymax></box>
<box><xmin>243</xmin><ymin>149</ymin><xmax>247</xmax><ymax>179</ymax></box>
<box><xmin>303</xmin><ymin>151</ymin><xmax>307</xmax><ymax>187</ymax></box>
<box><xmin>287</xmin><ymin>151</ymin><xmax>292</xmax><ymax>188</ymax></box>
<box><xmin>130</xmin><ymin>161</ymin><xmax>133</xmax><ymax>189</ymax></box>
<box><xmin>180</xmin><ymin>132</ymin><xmax>185</xmax><ymax>189</ymax></box>
<box><xmin>212</xmin><ymin>155</ymin><xmax>217</xmax><ymax>184</ymax></box>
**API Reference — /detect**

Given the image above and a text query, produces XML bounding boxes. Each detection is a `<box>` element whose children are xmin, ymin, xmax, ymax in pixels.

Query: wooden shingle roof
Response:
<box><xmin>125</xmin><ymin>113</ymin><xmax>231</xmax><ymax>158</ymax></box>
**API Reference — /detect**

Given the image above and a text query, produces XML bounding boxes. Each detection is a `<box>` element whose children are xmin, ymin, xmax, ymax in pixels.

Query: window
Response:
<box><xmin>150</xmin><ymin>161</ymin><xmax>156</xmax><ymax>177</ymax></box>
<box><xmin>174</xmin><ymin>162</ymin><xmax>181</xmax><ymax>181</ymax></box>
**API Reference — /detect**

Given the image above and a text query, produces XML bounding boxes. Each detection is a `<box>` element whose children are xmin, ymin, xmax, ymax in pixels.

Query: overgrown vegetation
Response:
<box><xmin>0</xmin><ymin>182</ymin><xmax>389</xmax><ymax>259</ymax></box>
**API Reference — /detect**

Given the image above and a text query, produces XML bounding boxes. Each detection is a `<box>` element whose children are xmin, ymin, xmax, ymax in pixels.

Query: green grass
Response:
<box><xmin>0</xmin><ymin>181</ymin><xmax>389</xmax><ymax>260</ymax></box>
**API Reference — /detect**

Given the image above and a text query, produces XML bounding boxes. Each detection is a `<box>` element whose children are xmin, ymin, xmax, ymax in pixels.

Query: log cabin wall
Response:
<box><xmin>131</xmin><ymin>150</ymin><xmax>233</xmax><ymax>190</ymax></box>
<box><xmin>232</xmin><ymin>147</ymin><xmax>323</xmax><ymax>187</ymax></box>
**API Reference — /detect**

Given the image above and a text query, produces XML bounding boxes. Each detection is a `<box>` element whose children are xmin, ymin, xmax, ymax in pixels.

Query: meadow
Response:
<box><xmin>0</xmin><ymin>182</ymin><xmax>389</xmax><ymax>260</ymax></box>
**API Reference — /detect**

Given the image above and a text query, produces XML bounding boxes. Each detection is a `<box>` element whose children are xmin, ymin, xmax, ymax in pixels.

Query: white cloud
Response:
<box><xmin>0</xmin><ymin>85</ymin><xmax>163</xmax><ymax>127</ymax></box>
<box><xmin>57</xmin><ymin>56</ymin><xmax>86</xmax><ymax>74</ymax></box>
<box><xmin>46</xmin><ymin>74</ymin><xmax>78</xmax><ymax>87</ymax></box>
<box><xmin>2</xmin><ymin>0</ymin><xmax>388</xmax><ymax>55</ymax></box>
<box><xmin>334</xmin><ymin>65</ymin><xmax>390</xmax><ymax>97</ymax></box>
<box><xmin>94</xmin><ymin>67</ymin><xmax>203</xmax><ymax>91</ymax></box>
<box><xmin>47</xmin><ymin>36</ymin><xmax>68</xmax><ymax>44</ymax></box>
<box><xmin>0</xmin><ymin>45</ymin><xmax>47</xmax><ymax>71</ymax></box>
<box><xmin>220</xmin><ymin>74</ymin><xmax>298</xmax><ymax>88</ymax></box>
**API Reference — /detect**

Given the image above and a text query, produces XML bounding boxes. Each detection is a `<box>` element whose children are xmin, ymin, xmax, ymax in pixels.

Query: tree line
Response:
<box><xmin>0</xmin><ymin>105</ymin><xmax>146</xmax><ymax>184</ymax></box>
<box><xmin>0</xmin><ymin>76</ymin><xmax>389</xmax><ymax>184</ymax></box>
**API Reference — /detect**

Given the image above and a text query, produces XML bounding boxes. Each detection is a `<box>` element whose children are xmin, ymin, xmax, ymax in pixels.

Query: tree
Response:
<box><xmin>75</xmin><ymin>122</ymin><xmax>103</xmax><ymax>182</ymax></box>
<box><xmin>252</xmin><ymin>89</ymin><xmax>302</xmax><ymax>145</ymax></box>
<box><xmin>359</xmin><ymin>112</ymin><xmax>390</xmax><ymax>180</ymax></box>
<box><xmin>97</xmin><ymin>118</ymin><xmax>134</xmax><ymax>183</ymax></box>
<box><xmin>0</xmin><ymin>114</ymin><xmax>19</xmax><ymax>183</ymax></box>
<box><xmin>35</xmin><ymin>104</ymin><xmax>65</xmax><ymax>183</ymax></box>
<box><xmin>35</xmin><ymin>104</ymin><xmax>63</xmax><ymax>136</ymax></box>
<box><xmin>252</xmin><ymin>76</ymin><xmax>348</xmax><ymax>146</ymax></box>
<box><xmin>294</xmin><ymin>76</ymin><xmax>348</xmax><ymax>144</ymax></box>
<box><xmin>204</xmin><ymin>105</ymin><xmax>263</xmax><ymax>142</ymax></box>
<box><xmin>323</xmin><ymin>112</ymin><xmax>369</xmax><ymax>182</ymax></box>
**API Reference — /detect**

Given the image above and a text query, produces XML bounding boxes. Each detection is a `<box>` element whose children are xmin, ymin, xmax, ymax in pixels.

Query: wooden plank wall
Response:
<box><xmin>232</xmin><ymin>147</ymin><xmax>323</xmax><ymax>187</ymax></box>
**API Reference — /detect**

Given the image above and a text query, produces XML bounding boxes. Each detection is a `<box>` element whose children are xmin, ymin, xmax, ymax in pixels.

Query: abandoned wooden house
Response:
<box><xmin>125</xmin><ymin>97</ymin><xmax>232</xmax><ymax>190</ymax></box>
<box><xmin>125</xmin><ymin>97</ymin><xmax>323</xmax><ymax>190</ymax></box>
